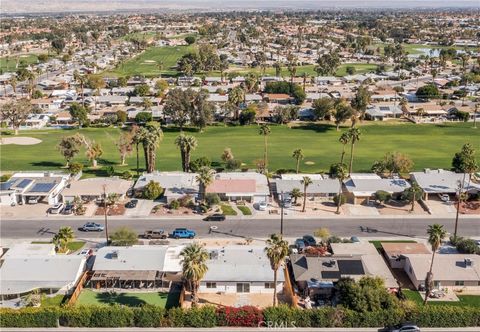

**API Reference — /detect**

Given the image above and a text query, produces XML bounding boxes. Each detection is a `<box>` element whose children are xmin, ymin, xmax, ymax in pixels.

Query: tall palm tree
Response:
<box><xmin>301</xmin><ymin>176</ymin><xmax>312</xmax><ymax>212</ymax></box>
<box><xmin>142</xmin><ymin>123</ymin><xmax>163</xmax><ymax>173</ymax></box>
<box><xmin>259</xmin><ymin>124</ymin><xmax>271</xmax><ymax>171</ymax></box>
<box><xmin>347</xmin><ymin>127</ymin><xmax>361</xmax><ymax>175</ymax></box>
<box><xmin>180</xmin><ymin>243</ymin><xmax>209</xmax><ymax>307</ymax></box>
<box><xmin>292</xmin><ymin>148</ymin><xmax>304</xmax><ymax>173</ymax></box>
<box><xmin>53</xmin><ymin>226</ymin><xmax>75</xmax><ymax>252</ymax></box>
<box><xmin>195</xmin><ymin>166</ymin><xmax>215</xmax><ymax>202</ymax></box>
<box><xmin>424</xmin><ymin>224</ymin><xmax>447</xmax><ymax>305</ymax></box>
<box><xmin>402</xmin><ymin>182</ymin><xmax>424</xmax><ymax>212</ymax></box>
<box><xmin>73</xmin><ymin>70</ymin><xmax>86</xmax><ymax>106</ymax></box>
<box><xmin>131</xmin><ymin>125</ymin><xmax>146</xmax><ymax>176</ymax></box>
<box><xmin>290</xmin><ymin>188</ymin><xmax>302</xmax><ymax>204</ymax></box>
<box><xmin>228</xmin><ymin>86</ymin><xmax>245</xmax><ymax>120</ymax></box>
<box><xmin>331</xmin><ymin>163</ymin><xmax>348</xmax><ymax>214</ymax></box>
<box><xmin>265</xmin><ymin>234</ymin><xmax>289</xmax><ymax>307</ymax></box>
<box><xmin>339</xmin><ymin>131</ymin><xmax>351</xmax><ymax>165</ymax></box>
<box><xmin>175</xmin><ymin>133</ymin><xmax>198</xmax><ymax>172</ymax></box>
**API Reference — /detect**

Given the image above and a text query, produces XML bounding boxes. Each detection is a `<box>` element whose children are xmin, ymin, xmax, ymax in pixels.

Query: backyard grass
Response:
<box><xmin>237</xmin><ymin>205</ymin><xmax>252</xmax><ymax>215</ymax></box>
<box><xmin>76</xmin><ymin>290</ymin><xmax>179</xmax><ymax>308</ymax></box>
<box><xmin>66</xmin><ymin>241</ymin><xmax>85</xmax><ymax>252</ymax></box>
<box><xmin>403</xmin><ymin>290</ymin><xmax>480</xmax><ymax>307</ymax></box>
<box><xmin>220</xmin><ymin>204</ymin><xmax>237</xmax><ymax>216</ymax></box>
<box><xmin>104</xmin><ymin>45</ymin><xmax>195</xmax><ymax>77</ymax></box>
<box><xmin>41</xmin><ymin>294</ymin><xmax>66</xmax><ymax>307</ymax></box>
<box><xmin>369</xmin><ymin>240</ymin><xmax>417</xmax><ymax>250</ymax></box>
<box><xmin>1</xmin><ymin>123</ymin><xmax>478</xmax><ymax>175</ymax></box>
<box><xmin>0</xmin><ymin>54</ymin><xmax>39</xmax><ymax>72</ymax></box>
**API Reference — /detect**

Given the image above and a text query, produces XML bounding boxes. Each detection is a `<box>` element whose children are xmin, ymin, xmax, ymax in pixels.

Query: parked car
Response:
<box><xmin>204</xmin><ymin>213</ymin><xmax>226</xmax><ymax>221</ymax></box>
<box><xmin>302</xmin><ymin>235</ymin><xmax>316</xmax><ymax>246</ymax></box>
<box><xmin>49</xmin><ymin>203</ymin><xmax>64</xmax><ymax>214</ymax></box>
<box><xmin>170</xmin><ymin>228</ymin><xmax>196</xmax><ymax>239</ymax></box>
<box><xmin>27</xmin><ymin>196</ymin><xmax>39</xmax><ymax>204</ymax></box>
<box><xmin>258</xmin><ymin>201</ymin><xmax>268</xmax><ymax>211</ymax></box>
<box><xmin>62</xmin><ymin>204</ymin><xmax>74</xmax><ymax>215</ymax></box>
<box><xmin>142</xmin><ymin>229</ymin><xmax>167</xmax><ymax>239</ymax></box>
<box><xmin>294</xmin><ymin>238</ymin><xmax>306</xmax><ymax>252</ymax></box>
<box><xmin>79</xmin><ymin>222</ymin><xmax>104</xmax><ymax>232</ymax></box>
<box><xmin>125</xmin><ymin>199</ymin><xmax>138</xmax><ymax>209</ymax></box>
<box><xmin>350</xmin><ymin>236</ymin><xmax>360</xmax><ymax>243</ymax></box>
<box><xmin>439</xmin><ymin>194</ymin><xmax>450</xmax><ymax>202</ymax></box>
<box><xmin>282</xmin><ymin>198</ymin><xmax>292</xmax><ymax>208</ymax></box>
<box><xmin>379</xmin><ymin>323</ymin><xmax>420</xmax><ymax>332</ymax></box>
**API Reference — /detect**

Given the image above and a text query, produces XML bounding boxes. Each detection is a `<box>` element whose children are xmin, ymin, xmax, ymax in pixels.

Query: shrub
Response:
<box><xmin>133</xmin><ymin>305</ymin><xmax>166</xmax><ymax>327</ymax></box>
<box><xmin>105</xmin><ymin>166</ymin><xmax>115</xmax><ymax>177</ymax></box>
<box><xmin>189</xmin><ymin>157</ymin><xmax>211</xmax><ymax>172</ymax></box>
<box><xmin>205</xmin><ymin>193</ymin><xmax>220</xmax><ymax>206</ymax></box>
<box><xmin>410</xmin><ymin>305</ymin><xmax>480</xmax><ymax>327</ymax></box>
<box><xmin>456</xmin><ymin>238</ymin><xmax>479</xmax><ymax>254</ymax></box>
<box><xmin>216</xmin><ymin>306</ymin><xmax>263</xmax><ymax>327</ymax></box>
<box><xmin>333</xmin><ymin>194</ymin><xmax>346</xmax><ymax>206</ymax></box>
<box><xmin>170</xmin><ymin>199</ymin><xmax>180</xmax><ymax>210</ymax></box>
<box><xmin>89</xmin><ymin>305</ymin><xmax>134</xmax><ymax>327</ymax></box>
<box><xmin>374</xmin><ymin>190</ymin><xmax>391</xmax><ymax>204</ymax></box>
<box><xmin>178</xmin><ymin>195</ymin><xmax>193</xmax><ymax>207</ymax></box>
<box><xmin>168</xmin><ymin>306</ymin><xmax>217</xmax><ymax>327</ymax></box>
<box><xmin>121</xmin><ymin>170</ymin><xmax>133</xmax><ymax>180</ymax></box>
<box><xmin>59</xmin><ymin>306</ymin><xmax>92</xmax><ymax>327</ymax></box>
<box><xmin>0</xmin><ymin>307</ymin><xmax>59</xmax><ymax>327</ymax></box>
<box><xmin>263</xmin><ymin>305</ymin><xmax>311</xmax><ymax>327</ymax></box>
<box><xmin>68</xmin><ymin>162</ymin><xmax>83</xmax><ymax>175</ymax></box>
<box><xmin>143</xmin><ymin>180</ymin><xmax>163</xmax><ymax>200</ymax></box>
<box><xmin>0</xmin><ymin>173</ymin><xmax>12</xmax><ymax>182</ymax></box>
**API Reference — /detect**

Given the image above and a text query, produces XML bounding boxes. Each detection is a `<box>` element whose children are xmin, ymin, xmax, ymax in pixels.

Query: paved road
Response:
<box><xmin>1</xmin><ymin>216</ymin><xmax>478</xmax><ymax>240</ymax></box>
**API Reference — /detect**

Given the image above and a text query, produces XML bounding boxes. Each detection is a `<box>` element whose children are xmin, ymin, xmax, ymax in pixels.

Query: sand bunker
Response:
<box><xmin>0</xmin><ymin>137</ymin><xmax>42</xmax><ymax>145</ymax></box>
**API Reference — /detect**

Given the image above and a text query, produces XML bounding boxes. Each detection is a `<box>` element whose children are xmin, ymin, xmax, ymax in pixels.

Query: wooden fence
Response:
<box><xmin>66</xmin><ymin>271</ymin><xmax>91</xmax><ymax>306</ymax></box>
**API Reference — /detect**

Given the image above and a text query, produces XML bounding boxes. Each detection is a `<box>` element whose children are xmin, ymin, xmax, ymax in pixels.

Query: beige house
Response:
<box><xmin>62</xmin><ymin>177</ymin><xmax>133</xmax><ymax>202</ymax></box>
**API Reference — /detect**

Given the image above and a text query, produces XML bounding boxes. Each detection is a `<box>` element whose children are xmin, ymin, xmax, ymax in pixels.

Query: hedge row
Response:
<box><xmin>1</xmin><ymin>304</ymin><xmax>479</xmax><ymax>328</ymax></box>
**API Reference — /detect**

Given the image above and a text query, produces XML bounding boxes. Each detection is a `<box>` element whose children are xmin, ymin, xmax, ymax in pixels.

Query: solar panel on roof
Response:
<box><xmin>379</xmin><ymin>106</ymin><xmax>390</xmax><ymax>111</ymax></box>
<box><xmin>17</xmin><ymin>179</ymin><xmax>33</xmax><ymax>189</ymax></box>
<box><xmin>338</xmin><ymin>260</ymin><xmax>365</xmax><ymax>275</ymax></box>
<box><xmin>30</xmin><ymin>182</ymin><xmax>56</xmax><ymax>193</ymax></box>
<box><xmin>322</xmin><ymin>271</ymin><xmax>341</xmax><ymax>279</ymax></box>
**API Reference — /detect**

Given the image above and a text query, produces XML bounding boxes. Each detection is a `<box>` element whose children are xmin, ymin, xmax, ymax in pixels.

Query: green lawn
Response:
<box><xmin>1</xmin><ymin>123</ymin><xmax>478</xmax><ymax>175</ymax></box>
<box><xmin>369</xmin><ymin>240</ymin><xmax>417</xmax><ymax>250</ymax></box>
<box><xmin>76</xmin><ymin>290</ymin><xmax>179</xmax><ymax>308</ymax></box>
<box><xmin>220</xmin><ymin>204</ymin><xmax>237</xmax><ymax>216</ymax></box>
<box><xmin>67</xmin><ymin>241</ymin><xmax>85</xmax><ymax>252</ymax></box>
<box><xmin>403</xmin><ymin>290</ymin><xmax>480</xmax><ymax>307</ymax></box>
<box><xmin>104</xmin><ymin>45</ymin><xmax>195</xmax><ymax>77</ymax></box>
<box><xmin>237</xmin><ymin>205</ymin><xmax>252</xmax><ymax>215</ymax></box>
<box><xmin>370</xmin><ymin>43</ymin><xmax>479</xmax><ymax>56</ymax></box>
<box><xmin>41</xmin><ymin>294</ymin><xmax>66</xmax><ymax>307</ymax></box>
<box><xmin>0</xmin><ymin>54</ymin><xmax>39</xmax><ymax>72</ymax></box>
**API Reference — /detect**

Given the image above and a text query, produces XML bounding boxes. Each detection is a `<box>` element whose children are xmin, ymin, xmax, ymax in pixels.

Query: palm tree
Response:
<box><xmin>301</xmin><ymin>176</ymin><xmax>312</xmax><ymax>212</ymax></box>
<box><xmin>290</xmin><ymin>188</ymin><xmax>302</xmax><ymax>204</ymax></box>
<box><xmin>196</xmin><ymin>166</ymin><xmax>215</xmax><ymax>202</ymax></box>
<box><xmin>259</xmin><ymin>124</ymin><xmax>271</xmax><ymax>171</ymax></box>
<box><xmin>73</xmin><ymin>70</ymin><xmax>86</xmax><ymax>106</ymax></box>
<box><xmin>53</xmin><ymin>226</ymin><xmax>75</xmax><ymax>252</ymax></box>
<box><xmin>347</xmin><ymin>127</ymin><xmax>361</xmax><ymax>175</ymax></box>
<box><xmin>424</xmin><ymin>224</ymin><xmax>447</xmax><ymax>305</ymax></box>
<box><xmin>175</xmin><ymin>133</ymin><xmax>198</xmax><ymax>172</ymax></box>
<box><xmin>142</xmin><ymin>123</ymin><xmax>163</xmax><ymax>173</ymax></box>
<box><xmin>402</xmin><ymin>182</ymin><xmax>424</xmax><ymax>212</ymax></box>
<box><xmin>228</xmin><ymin>86</ymin><xmax>245</xmax><ymax>120</ymax></box>
<box><xmin>180</xmin><ymin>243</ymin><xmax>209</xmax><ymax>307</ymax></box>
<box><xmin>339</xmin><ymin>131</ymin><xmax>351</xmax><ymax>165</ymax></box>
<box><xmin>292</xmin><ymin>149</ymin><xmax>304</xmax><ymax>173</ymax></box>
<box><xmin>131</xmin><ymin>125</ymin><xmax>146</xmax><ymax>176</ymax></box>
<box><xmin>331</xmin><ymin>163</ymin><xmax>348</xmax><ymax>214</ymax></box>
<box><xmin>265</xmin><ymin>234</ymin><xmax>289</xmax><ymax>306</ymax></box>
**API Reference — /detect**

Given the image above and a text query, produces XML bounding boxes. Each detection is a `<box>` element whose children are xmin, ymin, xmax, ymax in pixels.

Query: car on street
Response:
<box><xmin>204</xmin><ymin>213</ymin><xmax>226</xmax><ymax>221</ymax></box>
<box><xmin>125</xmin><ymin>199</ymin><xmax>138</xmax><ymax>208</ymax></box>
<box><xmin>378</xmin><ymin>323</ymin><xmax>420</xmax><ymax>332</ymax></box>
<box><xmin>302</xmin><ymin>235</ymin><xmax>316</xmax><ymax>246</ymax></box>
<box><xmin>294</xmin><ymin>238</ymin><xmax>306</xmax><ymax>252</ymax></box>
<box><xmin>142</xmin><ymin>229</ymin><xmax>167</xmax><ymax>239</ymax></box>
<box><xmin>62</xmin><ymin>204</ymin><xmax>74</xmax><ymax>215</ymax></box>
<box><xmin>49</xmin><ymin>203</ymin><xmax>64</xmax><ymax>214</ymax></box>
<box><xmin>258</xmin><ymin>201</ymin><xmax>268</xmax><ymax>211</ymax></box>
<box><xmin>170</xmin><ymin>228</ymin><xmax>196</xmax><ymax>239</ymax></box>
<box><xmin>79</xmin><ymin>222</ymin><xmax>104</xmax><ymax>232</ymax></box>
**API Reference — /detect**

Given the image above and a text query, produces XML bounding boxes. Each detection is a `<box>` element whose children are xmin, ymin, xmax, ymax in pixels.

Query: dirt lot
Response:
<box><xmin>95</xmin><ymin>203</ymin><xmax>126</xmax><ymax>216</ymax></box>
<box><xmin>150</xmin><ymin>205</ymin><xmax>195</xmax><ymax>216</ymax></box>
<box><xmin>459</xmin><ymin>200</ymin><xmax>480</xmax><ymax>215</ymax></box>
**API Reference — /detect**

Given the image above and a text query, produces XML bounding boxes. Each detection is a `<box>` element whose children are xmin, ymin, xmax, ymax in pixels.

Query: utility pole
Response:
<box><xmin>103</xmin><ymin>184</ymin><xmax>109</xmax><ymax>245</ymax></box>
<box><xmin>453</xmin><ymin>178</ymin><xmax>465</xmax><ymax>239</ymax></box>
<box><xmin>280</xmin><ymin>191</ymin><xmax>284</xmax><ymax>236</ymax></box>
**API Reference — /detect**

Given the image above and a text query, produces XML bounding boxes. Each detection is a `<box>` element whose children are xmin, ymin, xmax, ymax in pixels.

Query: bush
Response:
<box><xmin>170</xmin><ymin>199</ymin><xmax>180</xmax><ymax>210</ymax></box>
<box><xmin>333</xmin><ymin>194</ymin><xmax>346</xmax><ymax>206</ymax></box>
<box><xmin>178</xmin><ymin>195</ymin><xmax>193</xmax><ymax>208</ymax></box>
<box><xmin>189</xmin><ymin>157</ymin><xmax>211</xmax><ymax>172</ymax></box>
<box><xmin>456</xmin><ymin>238</ymin><xmax>479</xmax><ymax>254</ymax></box>
<box><xmin>105</xmin><ymin>166</ymin><xmax>115</xmax><ymax>177</ymax></box>
<box><xmin>263</xmin><ymin>305</ymin><xmax>311</xmax><ymax>327</ymax></box>
<box><xmin>88</xmin><ymin>305</ymin><xmax>134</xmax><ymax>327</ymax></box>
<box><xmin>410</xmin><ymin>305</ymin><xmax>480</xmax><ymax>327</ymax></box>
<box><xmin>143</xmin><ymin>180</ymin><xmax>163</xmax><ymax>200</ymax></box>
<box><xmin>135</xmin><ymin>112</ymin><xmax>152</xmax><ymax>123</ymax></box>
<box><xmin>68</xmin><ymin>162</ymin><xmax>83</xmax><ymax>175</ymax></box>
<box><xmin>168</xmin><ymin>306</ymin><xmax>217</xmax><ymax>327</ymax></box>
<box><xmin>374</xmin><ymin>190</ymin><xmax>391</xmax><ymax>204</ymax></box>
<box><xmin>121</xmin><ymin>170</ymin><xmax>133</xmax><ymax>180</ymax></box>
<box><xmin>0</xmin><ymin>307</ymin><xmax>59</xmax><ymax>327</ymax></box>
<box><xmin>216</xmin><ymin>306</ymin><xmax>263</xmax><ymax>327</ymax></box>
<box><xmin>0</xmin><ymin>173</ymin><xmax>12</xmax><ymax>182</ymax></box>
<box><xmin>133</xmin><ymin>305</ymin><xmax>166</xmax><ymax>327</ymax></box>
<box><xmin>205</xmin><ymin>193</ymin><xmax>220</xmax><ymax>206</ymax></box>
<box><xmin>59</xmin><ymin>306</ymin><xmax>92</xmax><ymax>327</ymax></box>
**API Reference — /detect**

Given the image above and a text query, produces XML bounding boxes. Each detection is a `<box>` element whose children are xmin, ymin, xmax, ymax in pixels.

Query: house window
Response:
<box><xmin>206</xmin><ymin>282</ymin><xmax>217</xmax><ymax>289</ymax></box>
<box><xmin>236</xmin><ymin>283</ymin><xmax>250</xmax><ymax>293</ymax></box>
<box><xmin>455</xmin><ymin>281</ymin><xmax>464</xmax><ymax>286</ymax></box>
<box><xmin>264</xmin><ymin>282</ymin><xmax>275</xmax><ymax>289</ymax></box>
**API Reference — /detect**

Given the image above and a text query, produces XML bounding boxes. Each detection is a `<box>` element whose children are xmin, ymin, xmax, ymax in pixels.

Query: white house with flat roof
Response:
<box><xmin>199</xmin><ymin>246</ymin><xmax>284</xmax><ymax>294</ymax></box>
<box><xmin>343</xmin><ymin>173</ymin><xmax>411</xmax><ymax>204</ymax></box>
<box><xmin>133</xmin><ymin>171</ymin><xmax>199</xmax><ymax>203</ymax></box>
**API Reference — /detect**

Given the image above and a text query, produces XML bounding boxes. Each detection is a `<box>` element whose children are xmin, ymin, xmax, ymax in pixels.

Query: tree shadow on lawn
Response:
<box><xmin>30</xmin><ymin>161</ymin><xmax>64</xmax><ymax>168</ymax></box>
<box><xmin>161</xmin><ymin>126</ymin><xmax>199</xmax><ymax>133</ymax></box>
<box><xmin>96</xmin><ymin>292</ymin><xmax>147</xmax><ymax>307</ymax></box>
<box><xmin>290</xmin><ymin>123</ymin><xmax>337</xmax><ymax>133</ymax></box>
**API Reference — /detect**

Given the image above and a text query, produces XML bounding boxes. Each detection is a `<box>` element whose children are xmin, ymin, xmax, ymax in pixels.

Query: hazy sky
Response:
<box><xmin>2</xmin><ymin>0</ymin><xmax>479</xmax><ymax>14</ymax></box>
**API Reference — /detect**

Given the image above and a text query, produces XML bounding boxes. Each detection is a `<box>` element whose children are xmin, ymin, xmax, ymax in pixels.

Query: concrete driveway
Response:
<box><xmin>123</xmin><ymin>199</ymin><xmax>158</xmax><ymax>218</ymax></box>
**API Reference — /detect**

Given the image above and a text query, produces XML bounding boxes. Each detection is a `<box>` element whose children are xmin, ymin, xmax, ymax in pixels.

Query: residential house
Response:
<box><xmin>381</xmin><ymin>242</ymin><xmax>431</xmax><ymax>269</ymax></box>
<box><xmin>198</xmin><ymin>246</ymin><xmax>284</xmax><ymax>294</ymax></box>
<box><xmin>62</xmin><ymin>177</ymin><xmax>133</xmax><ymax>202</ymax></box>
<box><xmin>343</xmin><ymin>173</ymin><xmax>411</xmax><ymax>204</ymax></box>
<box><xmin>274</xmin><ymin>174</ymin><xmax>340</xmax><ymax>200</ymax></box>
<box><xmin>365</xmin><ymin>103</ymin><xmax>403</xmax><ymax>121</ymax></box>
<box><xmin>206</xmin><ymin>172</ymin><xmax>269</xmax><ymax>203</ymax></box>
<box><xmin>133</xmin><ymin>171</ymin><xmax>199</xmax><ymax>203</ymax></box>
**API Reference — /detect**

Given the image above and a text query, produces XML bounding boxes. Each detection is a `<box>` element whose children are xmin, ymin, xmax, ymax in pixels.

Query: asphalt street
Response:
<box><xmin>1</xmin><ymin>216</ymin><xmax>478</xmax><ymax>240</ymax></box>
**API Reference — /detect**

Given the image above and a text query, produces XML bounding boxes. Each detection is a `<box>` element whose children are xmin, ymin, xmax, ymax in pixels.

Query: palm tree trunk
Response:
<box><xmin>136</xmin><ymin>144</ymin><xmax>139</xmax><ymax>176</ymax></box>
<box><xmin>336</xmin><ymin>182</ymin><xmax>342</xmax><ymax>214</ymax></box>
<box><xmin>121</xmin><ymin>154</ymin><xmax>126</xmax><ymax>166</ymax></box>
<box><xmin>185</xmin><ymin>151</ymin><xmax>191</xmax><ymax>173</ymax></box>
<box><xmin>296</xmin><ymin>158</ymin><xmax>300</xmax><ymax>174</ymax></box>
<box><xmin>424</xmin><ymin>251</ymin><xmax>436</xmax><ymax>305</ymax></box>
<box><xmin>264</xmin><ymin>135</ymin><xmax>268</xmax><ymax>170</ymax></box>
<box><xmin>273</xmin><ymin>268</ymin><xmax>278</xmax><ymax>307</ymax></box>
<box><xmin>302</xmin><ymin>187</ymin><xmax>307</xmax><ymax>212</ymax></box>
<box><xmin>180</xmin><ymin>150</ymin><xmax>186</xmax><ymax>172</ymax></box>
<box><xmin>348</xmin><ymin>142</ymin><xmax>355</xmax><ymax>175</ymax></box>
<box><xmin>340</xmin><ymin>145</ymin><xmax>346</xmax><ymax>164</ymax></box>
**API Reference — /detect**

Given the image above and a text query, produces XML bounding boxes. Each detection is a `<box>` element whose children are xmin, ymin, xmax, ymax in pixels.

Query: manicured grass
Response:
<box><xmin>237</xmin><ymin>205</ymin><xmax>252</xmax><ymax>215</ymax></box>
<box><xmin>403</xmin><ymin>290</ymin><xmax>480</xmax><ymax>307</ymax></box>
<box><xmin>1</xmin><ymin>123</ymin><xmax>478</xmax><ymax>175</ymax></box>
<box><xmin>104</xmin><ymin>45</ymin><xmax>195</xmax><ymax>77</ymax></box>
<box><xmin>41</xmin><ymin>294</ymin><xmax>65</xmax><ymax>307</ymax></box>
<box><xmin>0</xmin><ymin>54</ymin><xmax>39</xmax><ymax>72</ymax></box>
<box><xmin>369</xmin><ymin>240</ymin><xmax>417</xmax><ymax>250</ymax></box>
<box><xmin>220</xmin><ymin>204</ymin><xmax>237</xmax><ymax>216</ymax></box>
<box><xmin>76</xmin><ymin>289</ymin><xmax>179</xmax><ymax>308</ymax></box>
<box><xmin>66</xmin><ymin>241</ymin><xmax>85</xmax><ymax>252</ymax></box>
